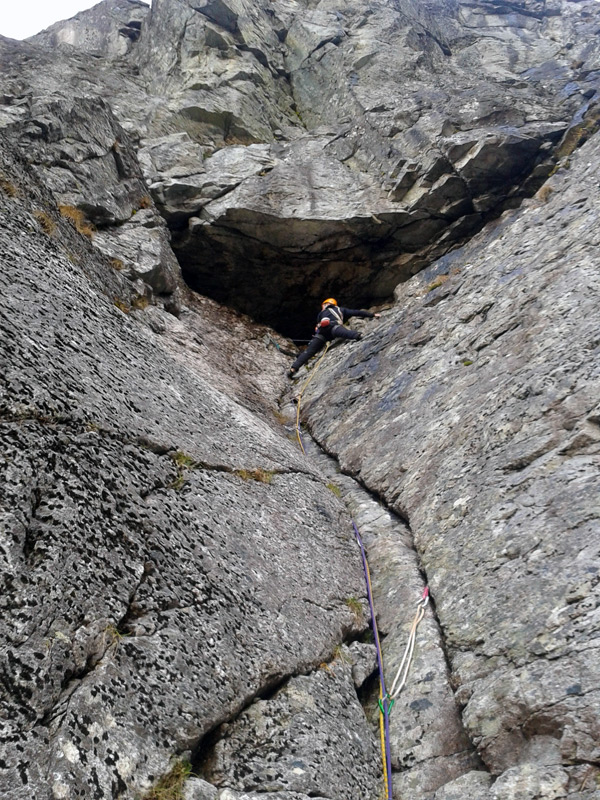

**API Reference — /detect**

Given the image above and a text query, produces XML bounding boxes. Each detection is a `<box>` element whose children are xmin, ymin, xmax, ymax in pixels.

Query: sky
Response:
<box><xmin>0</xmin><ymin>0</ymin><xmax>150</xmax><ymax>41</ymax></box>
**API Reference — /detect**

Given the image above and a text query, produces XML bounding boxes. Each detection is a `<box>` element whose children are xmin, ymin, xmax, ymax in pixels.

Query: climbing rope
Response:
<box><xmin>388</xmin><ymin>587</ymin><xmax>429</xmax><ymax>700</ymax></box>
<box><xmin>294</xmin><ymin>342</ymin><xmax>330</xmax><ymax>455</ymax></box>
<box><xmin>352</xmin><ymin>521</ymin><xmax>393</xmax><ymax>800</ymax></box>
<box><xmin>291</xmin><ymin>346</ymin><xmax>429</xmax><ymax>798</ymax></box>
<box><xmin>353</xmin><ymin>522</ymin><xmax>431</xmax><ymax>799</ymax></box>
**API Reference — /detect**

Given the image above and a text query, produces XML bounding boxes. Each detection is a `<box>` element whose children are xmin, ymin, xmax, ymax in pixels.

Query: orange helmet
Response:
<box><xmin>321</xmin><ymin>297</ymin><xmax>337</xmax><ymax>308</ymax></box>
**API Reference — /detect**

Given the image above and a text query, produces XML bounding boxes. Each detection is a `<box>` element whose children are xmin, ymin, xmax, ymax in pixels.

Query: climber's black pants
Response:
<box><xmin>291</xmin><ymin>326</ymin><xmax>360</xmax><ymax>371</ymax></box>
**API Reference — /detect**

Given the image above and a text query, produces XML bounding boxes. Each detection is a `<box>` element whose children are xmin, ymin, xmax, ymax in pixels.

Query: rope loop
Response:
<box><xmin>291</xmin><ymin>348</ymin><xmax>429</xmax><ymax>798</ymax></box>
<box><xmin>352</xmin><ymin>521</ymin><xmax>393</xmax><ymax>799</ymax></box>
<box><xmin>388</xmin><ymin>586</ymin><xmax>429</xmax><ymax>701</ymax></box>
<box><xmin>378</xmin><ymin>695</ymin><xmax>395</xmax><ymax>716</ymax></box>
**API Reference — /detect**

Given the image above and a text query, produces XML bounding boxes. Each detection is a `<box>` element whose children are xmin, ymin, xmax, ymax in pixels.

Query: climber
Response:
<box><xmin>288</xmin><ymin>298</ymin><xmax>380</xmax><ymax>377</ymax></box>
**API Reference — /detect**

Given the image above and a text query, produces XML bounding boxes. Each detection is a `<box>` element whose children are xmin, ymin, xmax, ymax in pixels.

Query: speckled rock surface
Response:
<box><xmin>297</xmin><ymin>130</ymin><xmax>600</xmax><ymax>797</ymax></box>
<box><xmin>2</xmin><ymin>1</ymin><xmax>600</xmax><ymax>798</ymax></box>
<box><xmin>200</xmin><ymin>647</ymin><xmax>380</xmax><ymax>797</ymax></box>
<box><xmin>0</xmin><ymin>135</ymin><xmax>376</xmax><ymax>799</ymax></box>
<box><xmin>290</xmin><ymin>434</ymin><xmax>486</xmax><ymax>798</ymax></box>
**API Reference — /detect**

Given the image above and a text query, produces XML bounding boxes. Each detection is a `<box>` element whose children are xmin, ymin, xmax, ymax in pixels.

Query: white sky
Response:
<box><xmin>0</xmin><ymin>0</ymin><xmax>150</xmax><ymax>41</ymax></box>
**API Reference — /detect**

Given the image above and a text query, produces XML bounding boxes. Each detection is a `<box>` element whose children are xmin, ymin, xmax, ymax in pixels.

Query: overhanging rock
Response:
<box><xmin>160</xmin><ymin>125</ymin><xmax>563</xmax><ymax>337</ymax></box>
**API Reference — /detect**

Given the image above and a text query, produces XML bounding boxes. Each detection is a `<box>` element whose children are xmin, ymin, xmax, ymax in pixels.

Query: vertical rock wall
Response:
<box><xmin>297</xmin><ymin>128</ymin><xmax>600</xmax><ymax>799</ymax></box>
<box><xmin>0</xmin><ymin>136</ymin><xmax>379</xmax><ymax>799</ymax></box>
<box><xmin>131</xmin><ymin>0</ymin><xmax>600</xmax><ymax>335</ymax></box>
<box><xmin>1</xmin><ymin>1</ymin><xmax>599</xmax><ymax>797</ymax></box>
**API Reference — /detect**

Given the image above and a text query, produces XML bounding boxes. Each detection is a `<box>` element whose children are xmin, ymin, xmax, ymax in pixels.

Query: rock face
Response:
<box><xmin>0</xmin><ymin>134</ymin><xmax>374</xmax><ymax>799</ymax></box>
<box><xmin>29</xmin><ymin>0</ymin><xmax>150</xmax><ymax>56</ymax></box>
<box><xmin>3</xmin><ymin>0</ymin><xmax>600</xmax><ymax>335</ymax></box>
<box><xmin>131</xmin><ymin>0</ymin><xmax>600</xmax><ymax>336</ymax></box>
<box><xmin>298</xmin><ymin>125</ymin><xmax>600</xmax><ymax>799</ymax></box>
<box><xmin>199</xmin><ymin>647</ymin><xmax>380</xmax><ymax>797</ymax></box>
<box><xmin>0</xmin><ymin>34</ymin><xmax>182</xmax><ymax>311</ymax></box>
<box><xmin>1</xmin><ymin>1</ymin><xmax>600</xmax><ymax>799</ymax></box>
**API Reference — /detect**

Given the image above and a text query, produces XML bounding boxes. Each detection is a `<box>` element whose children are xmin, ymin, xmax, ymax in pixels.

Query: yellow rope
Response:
<box><xmin>294</xmin><ymin>346</ymin><xmax>390</xmax><ymax>795</ymax></box>
<box><xmin>362</xmin><ymin>533</ymin><xmax>391</xmax><ymax>796</ymax></box>
<box><xmin>294</xmin><ymin>342</ymin><xmax>331</xmax><ymax>454</ymax></box>
<box><xmin>379</xmin><ymin>686</ymin><xmax>389</xmax><ymax>799</ymax></box>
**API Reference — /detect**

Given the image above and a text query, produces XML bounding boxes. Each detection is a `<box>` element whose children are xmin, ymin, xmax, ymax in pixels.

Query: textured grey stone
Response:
<box><xmin>0</xmin><ymin>135</ymin><xmax>372</xmax><ymax>799</ymax></box>
<box><xmin>0</xmin><ymin>77</ymin><xmax>181</xmax><ymax>307</ymax></box>
<box><xmin>184</xmin><ymin>777</ymin><xmax>218</xmax><ymax>799</ymax></box>
<box><xmin>433</xmin><ymin>770</ymin><xmax>493</xmax><ymax>800</ymax></box>
<box><xmin>490</xmin><ymin>764</ymin><xmax>570</xmax><ymax>800</ymax></box>
<box><xmin>1</xmin><ymin>1</ymin><xmax>600</xmax><ymax>798</ymax></box>
<box><xmin>126</xmin><ymin>0</ymin><xmax>600</xmax><ymax>334</ymax></box>
<box><xmin>29</xmin><ymin>0</ymin><xmax>150</xmax><ymax>57</ymax></box>
<box><xmin>289</xmin><ymin>434</ymin><xmax>485</xmax><ymax>797</ymax></box>
<box><xmin>215</xmin><ymin>792</ymin><xmax>328</xmax><ymax>800</ymax></box>
<box><xmin>3</xmin><ymin>0</ymin><xmax>600</xmax><ymax>334</ymax></box>
<box><xmin>298</xmin><ymin>127</ymin><xmax>600</xmax><ymax>797</ymax></box>
<box><xmin>346</xmin><ymin>640</ymin><xmax>376</xmax><ymax>690</ymax></box>
<box><xmin>200</xmin><ymin>648</ymin><xmax>380</xmax><ymax>798</ymax></box>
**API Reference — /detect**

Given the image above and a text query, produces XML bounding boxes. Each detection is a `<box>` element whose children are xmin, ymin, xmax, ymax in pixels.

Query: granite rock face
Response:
<box><xmin>0</xmin><ymin>136</ymin><xmax>376</xmax><ymax>799</ymax></box>
<box><xmin>297</xmin><ymin>126</ymin><xmax>600</xmax><ymax>798</ymax></box>
<box><xmin>0</xmin><ymin>45</ymin><xmax>182</xmax><ymax>309</ymax></box>
<box><xmin>1</xmin><ymin>1</ymin><xmax>600</xmax><ymax>798</ymax></box>
<box><xmin>286</xmin><ymin>433</ymin><xmax>488</xmax><ymax>799</ymax></box>
<box><xmin>3</xmin><ymin>0</ymin><xmax>600</xmax><ymax>334</ymax></box>
<box><xmin>29</xmin><ymin>0</ymin><xmax>150</xmax><ymax>57</ymax></box>
<box><xmin>131</xmin><ymin>0</ymin><xmax>600</xmax><ymax>335</ymax></box>
<box><xmin>200</xmin><ymin>647</ymin><xmax>380</xmax><ymax>797</ymax></box>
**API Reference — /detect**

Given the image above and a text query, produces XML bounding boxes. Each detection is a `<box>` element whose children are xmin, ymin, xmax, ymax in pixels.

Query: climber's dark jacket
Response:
<box><xmin>290</xmin><ymin>306</ymin><xmax>374</xmax><ymax>372</ymax></box>
<box><xmin>315</xmin><ymin>306</ymin><xmax>374</xmax><ymax>340</ymax></box>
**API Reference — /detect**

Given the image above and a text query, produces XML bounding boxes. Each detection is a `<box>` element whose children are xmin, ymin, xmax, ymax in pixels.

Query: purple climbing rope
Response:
<box><xmin>352</xmin><ymin>520</ymin><xmax>393</xmax><ymax>799</ymax></box>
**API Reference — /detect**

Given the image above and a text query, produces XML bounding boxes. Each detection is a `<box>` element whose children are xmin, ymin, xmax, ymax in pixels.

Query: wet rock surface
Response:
<box><xmin>297</xmin><ymin>128</ymin><xmax>600</xmax><ymax>798</ymax></box>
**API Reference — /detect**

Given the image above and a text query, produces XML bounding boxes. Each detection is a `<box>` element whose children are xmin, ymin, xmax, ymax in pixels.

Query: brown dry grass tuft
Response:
<box><xmin>113</xmin><ymin>298</ymin><xmax>130</xmax><ymax>313</ymax></box>
<box><xmin>34</xmin><ymin>210</ymin><xmax>56</xmax><ymax>236</ymax></box>
<box><xmin>59</xmin><ymin>204</ymin><xmax>96</xmax><ymax>239</ymax></box>
<box><xmin>426</xmin><ymin>267</ymin><xmax>461</xmax><ymax>294</ymax></box>
<box><xmin>131</xmin><ymin>294</ymin><xmax>150</xmax><ymax>311</ymax></box>
<box><xmin>427</xmin><ymin>274</ymin><xmax>449</xmax><ymax>293</ymax></box>
<box><xmin>234</xmin><ymin>468</ymin><xmax>275</xmax><ymax>484</ymax></box>
<box><xmin>0</xmin><ymin>176</ymin><xmax>18</xmax><ymax>197</ymax></box>
<box><xmin>141</xmin><ymin>760</ymin><xmax>192</xmax><ymax>800</ymax></box>
<box><xmin>535</xmin><ymin>185</ymin><xmax>554</xmax><ymax>203</ymax></box>
<box><xmin>345</xmin><ymin>596</ymin><xmax>363</xmax><ymax>620</ymax></box>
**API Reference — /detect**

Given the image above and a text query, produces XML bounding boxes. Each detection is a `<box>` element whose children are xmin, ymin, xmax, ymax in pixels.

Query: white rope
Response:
<box><xmin>389</xmin><ymin>590</ymin><xmax>429</xmax><ymax>699</ymax></box>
